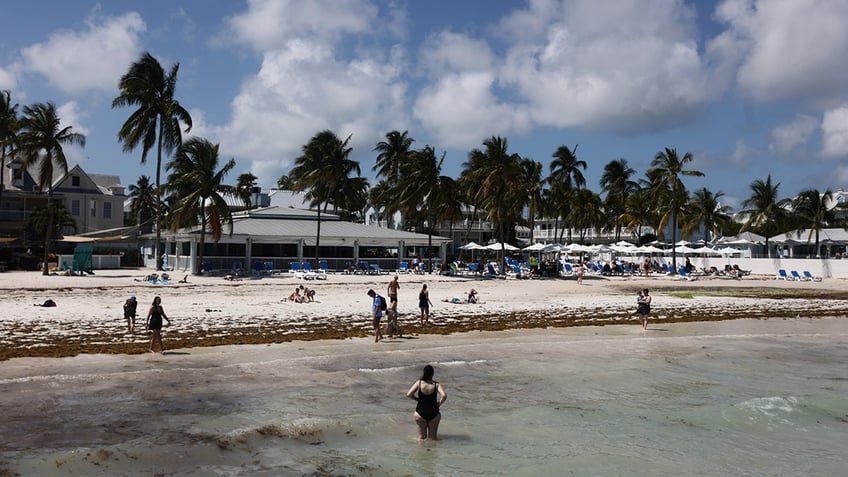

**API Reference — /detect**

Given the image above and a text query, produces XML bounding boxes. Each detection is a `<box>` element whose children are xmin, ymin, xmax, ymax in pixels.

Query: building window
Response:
<box><xmin>71</xmin><ymin>200</ymin><xmax>80</xmax><ymax>217</ymax></box>
<box><xmin>90</xmin><ymin>199</ymin><xmax>96</xmax><ymax>218</ymax></box>
<box><xmin>72</xmin><ymin>175</ymin><xmax>80</xmax><ymax>187</ymax></box>
<box><xmin>103</xmin><ymin>202</ymin><xmax>112</xmax><ymax>219</ymax></box>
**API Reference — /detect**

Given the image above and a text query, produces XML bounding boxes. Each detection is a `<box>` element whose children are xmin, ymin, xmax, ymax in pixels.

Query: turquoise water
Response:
<box><xmin>1</xmin><ymin>318</ymin><xmax>847</xmax><ymax>476</ymax></box>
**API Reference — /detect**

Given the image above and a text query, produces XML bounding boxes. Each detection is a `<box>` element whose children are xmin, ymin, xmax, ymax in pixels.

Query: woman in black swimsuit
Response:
<box><xmin>406</xmin><ymin>364</ymin><xmax>447</xmax><ymax>440</ymax></box>
<box><xmin>145</xmin><ymin>296</ymin><xmax>171</xmax><ymax>353</ymax></box>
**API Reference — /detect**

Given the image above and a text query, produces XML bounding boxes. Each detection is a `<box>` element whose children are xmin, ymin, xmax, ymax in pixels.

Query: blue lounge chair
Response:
<box><xmin>777</xmin><ymin>269</ymin><xmax>788</xmax><ymax>280</ymax></box>
<box><xmin>802</xmin><ymin>270</ymin><xmax>821</xmax><ymax>282</ymax></box>
<box><xmin>370</xmin><ymin>263</ymin><xmax>383</xmax><ymax>275</ymax></box>
<box><xmin>289</xmin><ymin>262</ymin><xmax>303</xmax><ymax>278</ymax></box>
<box><xmin>467</xmin><ymin>262</ymin><xmax>479</xmax><ymax>274</ymax></box>
<box><xmin>790</xmin><ymin>270</ymin><xmax>803</xmax><ymax>281</ymax></box>
<box><xmin>562</xmin><ymin>263</ymin><xmax>574</xmax><ymax>276</ymax></box>
<box><xmin>398</xmin><ymin>261</ymin><xmax>410</xmax><ymax>273</ymax></box>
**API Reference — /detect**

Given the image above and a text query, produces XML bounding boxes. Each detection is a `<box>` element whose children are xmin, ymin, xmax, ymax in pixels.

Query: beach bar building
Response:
<box><xmin>142</xmin><ymin>206</ymin><xmax>453</xmax><ymax>275</ymax></box>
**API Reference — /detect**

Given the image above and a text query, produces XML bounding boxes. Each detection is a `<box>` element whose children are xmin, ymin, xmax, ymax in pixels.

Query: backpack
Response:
<box><xmin>378</xmin><ymin>295</ymin><xmax>387</xmax><ymax>312</ymax></box>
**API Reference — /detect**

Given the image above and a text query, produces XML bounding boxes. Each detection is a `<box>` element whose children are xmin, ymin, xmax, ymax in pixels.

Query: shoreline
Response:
<box><xmin>2</xmin><ymin>268</ymin><xmax>848</xmax><ymax>361</ymax></box>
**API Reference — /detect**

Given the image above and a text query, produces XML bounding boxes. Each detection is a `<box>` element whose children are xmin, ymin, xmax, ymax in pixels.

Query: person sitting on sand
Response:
<box><xmin>178</xmin><ymin>274</ymin><xmax>189</xmax><ymax>283</ymax></box>
<box><xmin>467</xmin><ymin>288</ymin><xmax>479</xmax><ymax>304</ymax></box>
<box><xmin>224</xmin><ymin>274</ymin><xmax>241</xmax><ymax>282</ymax></box>
<box><xmin>287</xmin><ymin>288</ymin><xmax>304</xmax><ymax>303</ymax></box>
<box><xmin>300</xmin><ymin>285</ymin><xmax>315</xmax><ymax>302</ymax></box>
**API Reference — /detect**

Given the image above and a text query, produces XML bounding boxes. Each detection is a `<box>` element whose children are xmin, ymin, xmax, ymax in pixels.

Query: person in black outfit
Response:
<box><xmin>406</xmin><ymin>364</ymin><xmax>447</xmax><ymax>440</ymax></box>
<box><xmin>145</xmin><ymin>296</ymin><xmax>171</xmax><ymax>353</ymax></box>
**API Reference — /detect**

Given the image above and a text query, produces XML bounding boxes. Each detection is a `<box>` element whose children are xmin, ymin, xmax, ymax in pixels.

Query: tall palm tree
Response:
<box><xmin>236</xmin><ymin>172</ymin><xmax>258</xmax><ymax>209</ymax></box>
<box><xmin>549</xmin><ymin>144</ymin><xmax>587</xmax><ymax>242</ymax></box>
<box><xmin>738</xmin><ymin>174</ymin><xmax>789</xmax><ymax>258</ymax></box>
<box><xmin>127</xmin><ymin>175</ymin><xmax>157</xmax><ymax>231</ymax></box>
<box><xmin>165</xmin><ymin>137</ymin><xmax>237</xmax><ymax>273</ymax></box>
<box><xmin>461</xmin><ymin>136</ymin><xmax>524</xmax><ymax>264</ymax></box>
<box><xmin>0</xmin><ymin>90</ymin><xmax>19</xmax><ymax>208</ymax></box>
<box><xmin>619</xmin><ymin>188</ymin><xmax>656</xmax><ymax>244</ymax></box>
<box><xmin>521</xmin><ymin>158</ymin><xmax>546</xmax><ymax>244</ymax></box>
<box><xmin>599</xmin><ymin>158</ymin><xmax>637</xmax><ymax>242</ymax></box>
<box><xmin>373</xmin><ymin>130</ymin><xmax>414</xmax><ymax>185</ymax></box>
<box><xmin>567</xmin><ymin>188</ymin><xmax>605</xmax><ymax>242</ymax></box>
<box><xmin>648</xmin><ymin>147</ymin><xmax>703</xmax><ymax>273</ymax></box>
<box><xmin>290</xmin><ymin>130</ymin><xmax>361</xmax><ymax>265</ymax></box>
<box><xmin>18</xmin><ymin>102</ymin><xmax>86</xmax><ymax>275</ymax></box>
<box><xmin>396</xmin><ymin>145</ymin><xmax>461</xmax><ymax>270</ymax></box>
<box><xmin>276</xmin><ymin>174</ymin><xmax>294</xmax><ymax>190</ymax></box>
<box><xmin>112</xmin><ymin>51</ymin><xmax>192</xmax><ymax>270</ymax></box>
<box><xmin>683</xmin><ymin>188</ymin><xmax>732</xmax><ymax>244</ymax></box>
<box><xmin>791</xmin><ymin>188</ymin><xmax>835</xmax><ymax>257</ymax></box>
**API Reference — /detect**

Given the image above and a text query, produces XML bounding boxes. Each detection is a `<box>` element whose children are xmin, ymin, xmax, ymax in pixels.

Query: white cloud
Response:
<box><xmin>497</xmin><ymin>0</ymin><xmax>713</xmax><ymax>132</ymax></box>
<box><xmin>228</xmin><ymin>0</ymin><xmax>378</xmax><ymax>51</ymax></box>
<box><xmin>713</xmin><ymin>0</ymin><xmax>848</xmax><ymax>102</ymax></box>
<box><xmin>18</xmin><ymin>12</ymin><xmax>145</xmax><ymax>94</ymax></box>
<box><xmin>821</xmin><ymin>106</ymin><xmax>848</xmax><ymax>158</ymax></box>
<box><xmin>769</xmin><ymin>114</ymin><xmax>817</xmax><ymax>157</ymax></box>
<box><xmin>418</xmin><ymin>31</ymin><xmax>494</xmax><ymax>76</ymax></box>
<box><xmin>0</xmin><ymin>67</ymin><xmax>16</xmax><ymax>91</ymax></box>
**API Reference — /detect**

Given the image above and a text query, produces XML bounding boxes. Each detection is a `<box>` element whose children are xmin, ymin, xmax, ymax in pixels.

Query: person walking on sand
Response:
<box><xmin>419</xmin><ymin>284</ymin><xmax>433</xmax><ymax>324</ymax></box>
<box><xmin>406</xmin><ymin>364</ymin><xmax>447</xmax><ymax>440</ymax></box>
<box><xmin>576</xmin><ymin>263</ymin><xmax>584</xmax><ymax>285</ymax></box>
<box><xmin>367</xmin><ymin>289</ymin><xmax>384</xmax><ymax>343</ymax></box>
<box><xmin>387</xmin><ymin>274</ymin><xmax>400</xmax><ymax>308</ymax></box>
<box><xmin>635</xmin><ymin>288</ymin><xmax>651</xmax><ymax>330</ymax></box>
<box><xmin>123</xmin><ymin>295</ymin><xmax>138</xmax><ymax>334</ymax></box>
<box><xmin>145</xmin><ymin>296</ymin><xmax>171</xmax><ymax>353</ymax></box>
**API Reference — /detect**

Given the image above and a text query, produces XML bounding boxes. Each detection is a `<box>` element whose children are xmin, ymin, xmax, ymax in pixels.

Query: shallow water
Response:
<box><xmin>1</xmin><ymin>318</ymin><xmax>847</xmax><ymax>476</ymax></box>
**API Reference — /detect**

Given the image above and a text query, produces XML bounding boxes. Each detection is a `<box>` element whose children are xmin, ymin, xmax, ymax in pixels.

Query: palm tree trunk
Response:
<box><xmin>155</xmin><ymin>118</ymin><xmax>165</xmax><ymax>270</ymax></box>
<box><xmin>671</xmin><ymin>210</ymin><xmax>678</xmax><ymax>274</ymax></box>
<box><xmin>198</xmin><ymin>210</ymin><xmax>207</xmax><ymax>275</ymax></box>
<box><xmin>42</xmin><ymin>190</ymin><xmax>55</xmax><ymax>275</ymax></box>
<box><xmin>315</xmin><ymin>207</ymin><xmax>322</xmax><ymax>265</ymax></box>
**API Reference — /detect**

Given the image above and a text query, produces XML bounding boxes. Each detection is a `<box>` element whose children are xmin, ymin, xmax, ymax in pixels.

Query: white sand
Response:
<box><xmin>1</xmin><ymin>268</ymin><xmax>846</xmax><ymax>360</ymax></box>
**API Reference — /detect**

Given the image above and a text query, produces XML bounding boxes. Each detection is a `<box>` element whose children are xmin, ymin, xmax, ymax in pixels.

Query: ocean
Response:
<box><xmin>1</xmin><ymin>318</ymin><xmax>846</xmax><ymax>476</ymax></box>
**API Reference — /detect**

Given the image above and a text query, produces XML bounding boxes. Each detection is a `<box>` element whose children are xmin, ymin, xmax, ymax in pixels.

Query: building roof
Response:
<box><xmin>157</xmin><ymin>206</ymin><xmax>451</xmax><ymax>247</ymax></box>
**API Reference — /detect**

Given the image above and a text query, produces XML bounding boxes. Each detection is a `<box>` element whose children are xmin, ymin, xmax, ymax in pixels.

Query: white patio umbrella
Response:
<box><xmin>636</xmin><ymin>245</ymin><xmax>665</xmax><ymax>254</ymax></box>
<box><xmin>522</xmin><ymin>243</ymin><xmax>547</xmax><ymax>251</ymax></box>
<box><xmin>542</xmin><ymin>243</ymin><xmax>564</xmax><ymax>253</ymax></box>
<box><xmin>673</xmin><ymin>245</ymin><xmax>701</xmax><ymax>254</ymax></box>
<box><xmin>485</xmin><ymin>242</ymin><xmax>520</xmax><ymax>251</ymax></box>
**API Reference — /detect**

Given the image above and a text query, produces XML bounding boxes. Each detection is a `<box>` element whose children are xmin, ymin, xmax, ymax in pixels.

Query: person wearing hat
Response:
<box><xmin>123</xmin><ymin>295</ymin><xmax>138</xmax><ymax>334</ymax></box>
<box><xmin>367</xmin><ymin>289</ymin><xmax>384</xmax><ymax>343</ymax></box>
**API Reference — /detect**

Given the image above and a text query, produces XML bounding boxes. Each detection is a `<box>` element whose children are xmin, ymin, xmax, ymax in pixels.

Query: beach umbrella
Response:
<box><xmin>522</xmin><ymin>243</ymin><xmax>547</xmax><ymax>251</ymax></box>
<box><xmin>459</xmin><ymin>241</ymin><xmax>485</xmax><ymax>250</ymax></box>
<box><xmin>674</xmin><ymin>245</ymin><xmax>700</xmax><ymax>254</ymax></box>
<box><xmin>542</xmin><ymin>243</ymin><xmax>564</xmax><ymax>253</ymax></box>
<box><xmin>485</xmin><ymin>242</ymin><xmax>519</xmax><ymax>251</ymax></box>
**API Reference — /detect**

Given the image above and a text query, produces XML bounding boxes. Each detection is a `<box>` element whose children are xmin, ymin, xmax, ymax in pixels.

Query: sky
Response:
<box><xmin>2</xmin><ymin>0</ymin><xmax>848</xmax><ymax>210</ymax></box>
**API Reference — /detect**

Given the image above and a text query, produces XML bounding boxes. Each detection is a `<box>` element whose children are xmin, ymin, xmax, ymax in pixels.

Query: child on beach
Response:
<box><xmin>124</xmin><ymin>296</ymin><xmax>138</xmax><ymax>334</ymax></box>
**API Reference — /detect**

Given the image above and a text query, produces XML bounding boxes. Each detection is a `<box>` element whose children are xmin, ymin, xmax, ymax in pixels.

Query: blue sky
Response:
<box><xmin>3</xmin><ymin>0</ymin><xmax>848</xmax><ymax>210</ymax></box>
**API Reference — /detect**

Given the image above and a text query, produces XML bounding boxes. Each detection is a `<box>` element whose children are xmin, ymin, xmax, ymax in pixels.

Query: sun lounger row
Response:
<box><xmin>289</xmin><ymin>261</ymin><xmax>328</xmax><ymax>280</ymax></box>
<box><xmin>777</xmin><ymin>269</ymin><xmax>821</xmax><ymax>281</ymax></box>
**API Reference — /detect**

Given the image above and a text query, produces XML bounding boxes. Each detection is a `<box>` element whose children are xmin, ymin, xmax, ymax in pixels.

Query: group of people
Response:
<box><xmin>123</xmin><ymin>295</ymin><xmax>171</xmax><ymax>353</ymax></box>
<box><xmin>286</xmin><ymin>284</ymin><xmax>316</xmax><ymax>303</ymax></box>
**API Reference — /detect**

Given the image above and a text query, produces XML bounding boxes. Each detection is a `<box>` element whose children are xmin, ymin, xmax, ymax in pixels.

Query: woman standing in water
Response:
<box><xmin>406</xmin><ymin>364</ymin><xmax>447</xmax><ymax>440</ymax></box>
<box><xmin>145</xmin><ymin>296</ymin><xmax>171</xmax><ymax>353</ymax></box>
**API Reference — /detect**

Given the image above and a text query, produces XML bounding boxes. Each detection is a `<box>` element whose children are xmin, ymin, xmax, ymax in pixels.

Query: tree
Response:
<box><xmin>165</xmin><ymin>137</ymin><xmax>237</xmax><ymax>273</ymax></box>
<box><xmin>548</xmin><ymin>144</ymin><xmax>587</xmax><ymax>243</ymax></box>
<box><xmin>0</xmin><ymin>90</ymin><xmax>19</xmax><ymax>208</ymax></box>
<box><xmin>26</xmin><ymin>203</ymin><xmax>76</xmax><ymax>246</ymax></box>
<box><xmin>290</xmin><ymin>130</ymin><xmax>361</xmax><ymax>265</ymax></box>
<box><xmin>683</xmin><ymin>188</ymin><xmax>731</xmax><ymax>244</ymax></box>
<box><xmin>619</xmin><ymin>188</ymin><xmax>657</xmax><ymax>244</ymax></box>
<box><xmin>18</xmin><ymin>102</ymin><xmax>85</xmax><ymax>275</ymax></box>
<box><xmin>373</xmin><ymin>130</ymin><xmax>414</xmax><ymax>185</ymax></box>
<box><xmin>127</xmin><ymin>175</ymin><xmax>157</xmax><ymax>231</ymax></box>
<box><xmin>738</xmin><ymin>174</ymin><xmax>789</xmax><ymax>258</ymax></box>
<box><xmin>791</xmin><ymin>188</ymin><xmax>835</xmax><ymax>257</ymax></box>
<box><xmin>236</xmin><ymin>172</ymin><xmax>258</xmax><ymax>209</ymax></box>
<box><xmin>599</xmin><ymin>158</ymin><xmax>637</xmax><ymax>242</ymax></box>
<box><xmin>648</xmin><ymin>147</ymin><xmax>703</xmax><ymax>273</ymax></box>
<box><xmin>462</xmin><ymin>136</ymin><xmax>524</xmax><ymax>264</ymax></box>
<box><xmin>521</xmin><ymin>158</ymin><xmax>546</xmax><ymax>244</ymax></box>
<box><xmin>567</xmin><ymin>188</ymin><xmax>605</xmax><ymax>242</ymax></box>
<box><xmin>396</xmin><ymin>145</ymin><xmax>461</xmax><ymax>270</ymax></box>
<box><xmin>113</xmin><ymin>51</ymin><xmax>192</xmax><ymax>270</ymax></box>
<box><xmin>276</xmin><ymin>174</ymin><xmax>294</xmax><ymax>190</ymax></box>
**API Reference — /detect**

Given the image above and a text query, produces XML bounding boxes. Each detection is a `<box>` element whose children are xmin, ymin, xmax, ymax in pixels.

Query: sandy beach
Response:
<box><xmin>2</xmin><ymin>268</ymin><xmax>848</xmax><ymax>361</ymax></box>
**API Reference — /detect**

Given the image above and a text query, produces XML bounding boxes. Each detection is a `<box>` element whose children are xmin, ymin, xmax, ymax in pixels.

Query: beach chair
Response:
<box><xmin>398</xmin><ymin>261</ymin><xmax>410</xmax><ymax>273</ymax></box>
<box><xmin>264</xmin><ymin>261</ymin><xmax>276</xmax><ymax>274</ymax></box>
<box><xmin>677</xmin><ymin>267</ymin><xmax>696</xmax><ymax>281</ymax></box>
<box><xmin>253</xmin><ymin>261</ymin><xmax>265</xmax><ymax>275</ymax></box>
<box><xmin>370</xmin><ymin>263</ymin><xmax>383</xmax><ymax>275</ymax></box>
<box><xmin>289</xmin><ymin>262</ymin><xmax>304</xmax><ymax>279</ymax></box>
<box><xmin>467</xmin><ymin>262</ymin><xmax>479</xmax><ymax>274</ymax></box>
<box><xmin>318</xmin><ymin>260</ymin><xmax>329</xmax><ymax>273</ymax></box>
<box><xmin>790</xmin><ymin>270</ymin><xmax>803</xmax><ymax>281</ymax></box>
<box><xmin>232</xmin><ymin>262</ymin><xmax>243</xmax><ymax>276</ymax></box>
<box><xmin>562</xmin><ymin>263</ymin><xmax>574</xmax><ymax>276</ymax></box>
<box><xmin>355</xmin><ymin>261</ymin><xmax>369</xmax><ymax>275</ymax></box>
<box><xmin>302</xmin><ymin>262</ymin><xmax>318</xmax><ymax>280</ymax></box>
<box><xmin>777</xmin><ymin>269</ymin><xmax>788</xmax><ymax>280</ymax></box>
<box><xmin>802</xmin><ymin>270</ymin><xmax>821</xmax><ymax>282</ymax></box>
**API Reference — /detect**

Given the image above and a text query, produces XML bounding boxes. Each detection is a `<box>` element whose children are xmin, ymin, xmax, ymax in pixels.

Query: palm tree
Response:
<box><xmin>165</xmin><ymin>137</ymin><xmax>237</xmax><ymax>273</ymax></box>
<box><xmin>127</xmin><ymin>175</ymin><xmax>157</xmax><ymax>231</ymax></box>
<box><xmin>738</xmin><ymin>175</ymin><xmax>789</xmax><ymax>258</ymax></box>
<box><xmin>462</xmin><ymin>136</ymin><xmax>524</xmax><ymax>264</ymax></box>
<box><xmin>549</xmin><ymin>144</ymin><xmax>587</xmax><ymax>242</ymax></box>
<box><xmin>112</xmin><ymin>51</ymin><xmax>192</xmax><ymax>270</ymax></box>
<box><xmin>26</xmin><ymin>203</ymin><xmax>77</xmax><ymax>245</ymax></box>
<box><xmin>236</xmin><ymin>172</ymin><xmax>258</xmax><ymax>209</ymax></box>
<box><xmin>619</xmin><ymin>188</ymin><xmax>657</xmax><ymax>244</ymax></box>
<box><xmin>599</xmin><ymin>158</ymin><xmax>637</xmax><ymax>242</ymax></box>
<box><xmin>18</xmin><ymin>102</ymin><xmax>85</xmax><ymax>275</ymax></box>
<box><xmin>791</xmin><ymin>188</ymin><xmax>835</xmax><ymax>257</ymax></box>
<box><xmin>396</xmin><ymin>145</ymin><xmax>461</xmax><ymax>270</ymax></box>
<box><xmin>276</xmin><ymin>174</ymin><xmax>294</xmax><ymax>190</ymax></box>
<box><xmin>290</xmin><ymin>130</ymin><xmax>361</xmax><ymax>265</ymax></box>
<box><xmin>0</xmin><ymin>90</ymin><xmax>19</xmax><ymax>208</ymax></box>
<box><xmin>683</xmin><ymin>188</ymin><xmax>732</xmax><ymax>245</ymax></box>
<box><xmin>648</xmin><ymin>147</ymin><xmax>703</xmax><ymax>273</ymax></box>
<box><xmin>521</xmin><ymin>158</ymin><xmax>546</xmax><ymax>244</ymax></box>
<box><xmin>567</xmin><ymin>188</ymin><xmax>605</xmax><ymax>242</ymax></box>
<box><xmin>373</xmin><ymin>130</ymin><xmax>414</xmax><ymax>185</ymax></box>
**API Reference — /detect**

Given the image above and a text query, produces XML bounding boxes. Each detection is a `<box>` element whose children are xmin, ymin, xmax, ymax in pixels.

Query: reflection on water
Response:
<box><xmin>2</xmin><ymin>319</ymin><xmax>847</xmax><ymax>476</ymax></box>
